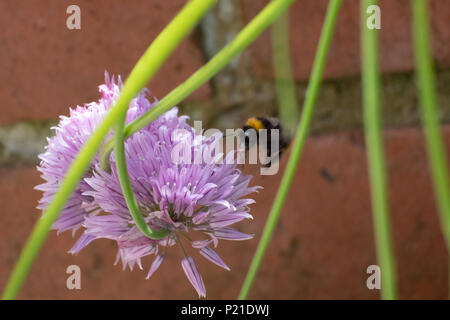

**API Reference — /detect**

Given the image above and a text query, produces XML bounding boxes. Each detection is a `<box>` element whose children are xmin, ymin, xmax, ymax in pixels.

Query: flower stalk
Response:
<box><xmin>3</xmin><ymin>0</ymin><xmax>298</xmax><ymax>300</ymax></box>
<box><xmin>272</xmin><ymin>9</ymin><xmax>299</xmax><ymax>134</ymax></box>
<box><xmin>238</xmin><ymin>0</ymin><xmax>343</xmax><ymax>300</ymax></box>
<box><xmin>2</xmin><ymin>0</ymin><xmax>217</xmax><ymax>300</ymax></box>
<box><xmin>361</xmin><ymin>0</ymin><xmax>397</xmax><ymax>300</ymax></box>
<box><xmin>411</xmin><ymin>0</ymin><xmax>450</xmax><ymax>298</ymax></box>
<box><xmin>99</xmin><ymin>0</ymin><xmax>297</xmax><ymax>169</ymax></box>
<box><xmin>411</xmin><ymin>0</ymin><xmax>450</xmax><ymax>252</ymax></box>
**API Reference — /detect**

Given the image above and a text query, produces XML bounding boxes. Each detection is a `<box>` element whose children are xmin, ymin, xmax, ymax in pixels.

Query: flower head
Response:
<box><xmin>36</xmin><ymin>72</ymin><xmax>176</xmax><ymax>234</ymax></box>
<box><xmin>36</xmin><ymin>72</ymin><xmax>260</xmax><ymax>297</ymax></box>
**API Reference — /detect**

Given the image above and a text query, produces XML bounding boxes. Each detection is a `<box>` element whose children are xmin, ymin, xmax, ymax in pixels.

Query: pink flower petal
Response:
<box><xmin>181</xmin><ymin>256</ymin><xmax>206</xmax><ymax>298</ymax></box>
<box><xmin>200</xmin><ymin>246</ymin><xmax>230</xmax><ymax>271</ymax></box>
<box><xmin>192</xmin><ymin>239</ymin><xmax>213</xmax><ymax>249</ymax></box>
<box><xmin>214</xmin><ymin>228</ymin><xmax>254</xmax><ymax>241</ymax></box>
<box><xmin>146</xmin><ymin>255</ymin><xmax>164</xmax><ymax>279</ymax></box>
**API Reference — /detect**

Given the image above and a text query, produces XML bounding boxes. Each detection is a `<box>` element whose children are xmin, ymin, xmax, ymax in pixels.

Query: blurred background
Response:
<box><xmin>1</xmin><ymin>0</ymin><xmax>450</xmax><ymax>299</ymax></box>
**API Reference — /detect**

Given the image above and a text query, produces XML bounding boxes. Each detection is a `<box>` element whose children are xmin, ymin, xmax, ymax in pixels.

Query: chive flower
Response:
<box><xmin>36</xmin><ymin>73</ymin><xmax>260</xmax><ymax>297</ymax></box>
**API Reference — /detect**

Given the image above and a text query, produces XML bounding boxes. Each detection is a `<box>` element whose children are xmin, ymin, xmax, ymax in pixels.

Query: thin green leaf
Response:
<box><xmin>361</xmin><ymin>0</ymin><xmax>397</xmax><ymax>300</ymax></box>
<box><xmin>238</xmin><ymin>0</ymin><xmax>343</xmax><ymax>300</ymax></box>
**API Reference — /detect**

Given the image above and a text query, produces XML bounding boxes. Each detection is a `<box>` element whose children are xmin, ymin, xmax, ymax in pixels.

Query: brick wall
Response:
<box><xmin>0</xmin><ymin>0</ymin><xmax>449</xmax><ymax>299</ymax></box>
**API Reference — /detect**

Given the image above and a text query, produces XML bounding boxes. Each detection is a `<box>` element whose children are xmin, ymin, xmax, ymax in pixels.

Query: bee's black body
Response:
<box><xmin>242</xmin><ymin>116</ymin><xmax>290</xmax><ymax>165</ymax></box>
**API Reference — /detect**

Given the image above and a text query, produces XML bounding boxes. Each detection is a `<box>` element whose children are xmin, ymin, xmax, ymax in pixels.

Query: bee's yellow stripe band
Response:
<box><xmin>246</xmin><ymin>117</ymin><xmax>264</xmax><ymax>131</ymax></box>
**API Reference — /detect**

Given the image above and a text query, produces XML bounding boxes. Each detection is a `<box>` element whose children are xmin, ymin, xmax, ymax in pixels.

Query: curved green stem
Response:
<box><xmin>99</xmin><ymin>0</ymin><xmax>297</xmax><ymax>169</ymax></box>
<box><xmin>361</xmin><ymin>0</ymin><xmax>397</xmax><ymax>300</ymax></box>
<box><xmin>2</xmin><ymin>0</ymin><xmax>217</xmax><ymax>300</ymax></box>
<box><xmin>111</xmin><ymin>0</ymin><xmax>218</xmax><ymax>240</ymax></box>
<box><xmin>114</xmin><ymin>123</ymin><xmax>169</xmax><ymax>239</ymax></box>
<box><xmin>272</xmin><ymin>9</ymin><xmax>299</xmax><ymax>134</ymax></box>
<box><xmin>238</xmin><ymin>0</ymin><xmax>342</xmax><ymax>300</ymax></box>
<box><xmin>412</xmin><ymin>0</ymin><xmax>450</xmax><ymax>252</ymax></box>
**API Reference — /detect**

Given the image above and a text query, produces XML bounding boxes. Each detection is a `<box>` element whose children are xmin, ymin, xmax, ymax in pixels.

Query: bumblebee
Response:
<box><xmin>242</xmin><ymin>116</ymin><xmax>291</xmax><ymax>164</ymax></box>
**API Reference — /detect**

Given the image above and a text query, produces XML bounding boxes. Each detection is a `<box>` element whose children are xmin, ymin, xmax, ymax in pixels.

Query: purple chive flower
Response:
<box><xmin>36</xmin><ymin>72</ymin><xmax>174</xmax><ymax>235</ymax></box>
<box><xmin>36</xmin><ymin>72</ymin><xmax>260</xmax><ymax>298</ymax></box>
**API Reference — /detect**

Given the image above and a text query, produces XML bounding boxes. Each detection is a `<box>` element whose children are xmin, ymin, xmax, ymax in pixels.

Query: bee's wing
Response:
<box><xmin>266</xmin><ymin>117</ymin><xmax>282</xmax><ymax>130</ymax></box>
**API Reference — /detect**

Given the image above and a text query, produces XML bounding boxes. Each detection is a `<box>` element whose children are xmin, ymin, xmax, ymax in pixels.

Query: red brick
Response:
<box><xmin>0</xmin><ymin>0</ymin><xmax>210</xmax><ymax>125</ymax></box>
<box><xmin>245</xmin><ymin>126</ymin><xmax>448</xmax><ymax>299</ymax></box>
<box><xmin>1</xmin><ymin>126</ymin><xmax>449</xmax><ymax>298</ymax></box>
<box><xmin>242</xmin><ymin>0</ymin><xmax>450</xmax><ymax>81</ymax></box>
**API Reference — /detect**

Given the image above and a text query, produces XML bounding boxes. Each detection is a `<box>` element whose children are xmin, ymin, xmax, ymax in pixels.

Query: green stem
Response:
<box><xmin>112</xmin><ymin>0</ymin><xmax>219</xmax><ymax>239</ymax></box>
<box><xmin>99</xmin><ymin>0</ymin><xmax>297</xmax><ymax>169</ymax></box>
<box><xmin>113</xmin><ymin>110</ymin><xmax>169</xmax><ymax>240</ymax></box>
<box><xmin>2</xmin><ymin>0</ymin><xmax>217</xmax><ymax>300</ymax></box>
<box><xmin>238</xmin><ymin>0</ymin><xmax>342</xmax><ymax>300</ymax></box>
<box><xmin>361</xmin><ymin>0</ymin><xmax>397</xmax><ymax>300</ymax></box>
<box><xmin>271</xmin><ymin>9</ymin><xmax>299</xmax><ymax>134</ymax></box>
<box><xmin>412</xmin><ymin>0</ymin><xmax>450</xmax><ymax>258</ymax></box>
